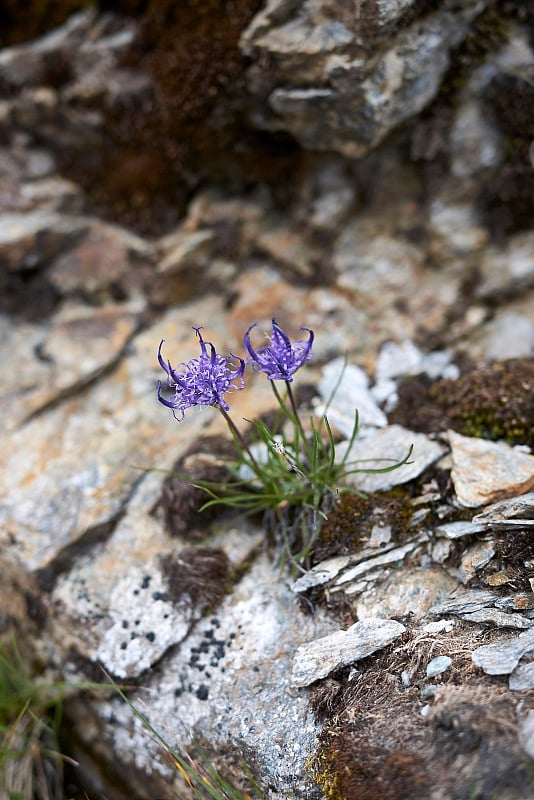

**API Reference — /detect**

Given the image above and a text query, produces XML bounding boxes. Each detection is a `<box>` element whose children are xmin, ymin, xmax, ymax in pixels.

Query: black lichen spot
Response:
<box><xmin>120</xmin><ymin>642</ymin><xmax>127</xmax><ymax>650</ymax></box>
<box><xmin>145</xmin><ymin>631</ymin><xmax>156</xmax><ymax>642</ymax></box>
<box><xmin>160</xmin><ymin>546</ymin><xmax>230</xmax><ymax>611</ymax></box>
<box><xmin>121</xmin><ymin>620</ymin><xmax>129</xmax><ymax>629</ymax></box>
<box><xmin>141</xmin><ymin>575</ymin><xmax>151</xmax><ymax>589</ymax></box>
<box><xmin>196</xmin><ymin>685</ymin><xmax>209</xmax><ymax>701</ymax></box>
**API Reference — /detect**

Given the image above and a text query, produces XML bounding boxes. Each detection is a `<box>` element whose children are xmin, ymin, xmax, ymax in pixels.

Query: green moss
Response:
<box><xmin>429</xmin><ymin>359</ymin><xmax>534</xmax><ymax>448</ymax></box>
<box><xmin>312</xmin><ymin>489</ymin><xmax>414</xmax><ymax>565</ymax></box>
<box><xmin>391</xmin><ymin>359</ymin><xmax>534</xmax><ymax>449</ymax></box>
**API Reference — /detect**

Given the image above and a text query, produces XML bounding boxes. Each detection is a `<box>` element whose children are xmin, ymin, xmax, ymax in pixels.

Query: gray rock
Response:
<box><xmin>477</xmin><ymin>232</ymin><xmax>534</xmax><ymax>300</ymax></box>
<box><xmin>291</xmin><ymin>617</ymin><xmax>405</xmax><ymax>688</ymax></box>
<box><xmin>0</xmin><ymin>297</ymin><xmax>232</xmax><ymax>572</ymax></box>
<box><xmin>459</xmin><ymin>540</ymin><xmax>495</xmax><ymax>583</ymax></box>
<box><xmin>2</xmin><ymin>301</ymin><xmax>141</xmax><ymax>430</ymax></box>
<box><xmin>518</xmin><ymin>709</ymin><xmax>534</xmax><ymax>757</ymax></box>
<box><xmin>48</xmin><ymin>219</ymin><xmax>152</xmax><ymax>297</ymax></box>
<box><xmin>473</xmin><ymin>493</ymin><xmax>534</xmax><ymax>523</ymax></box>
<box><xmin>334</xmin><ymin>539</ymin><xmax>424</xmax><ymax>588</ymax></box>
<box><xmin>242</xmin><ymin>0</ymin><xmax>488</xmax><ymax>156</ymax></box>
<box><xmin>471</xmin><ymin>628</ymin><xmax>534</xmax><ymax>675</ymax></box>
<box><xmin>0</xmin><ymin>211</ymin><xmax>87</xmax><ymax>271</ymax></box>
<box><xmin>316</xmin><ymin>357</ymin><xmax>387</xmax><ymax>435</ymax></box>
<box><xmin>70</xmin><ymin>555</ymin><xmax>333</xmax><ymax>799</ymax></box>
<box><xmin>291</xmin><ymin>554</ymin><xmax>351</xmax><ymax>592</ymax></box>
<box><xmin>460</xmin><ymin>609</ymin><xmax>534</xmax><ymax>631</ymax></box>
<box><xmin>510</xmin><ymin>661</ymin><xmax>534</xmax><ymax>691</ymax></box>
<box><xmin>338</xmin><ymin>425</ymin><xmax>445</xmax><ymax>493</ymax></box>
<box><xmin>0</xmin><ymin>10</ymin><xmax>98</xmax><ymax>87</ymax></box>
<box><xmin>356</xmin><ymin>565</ymin><xmax>458</xmax><ymax>621</ymax></box>
<box><xmin>431</xmin><ymin>590</ymin><xmax>498</xmax><ymax>616</ymax></box>
<box><xmin>484</xmin><ymin>312</ymin><xmax>534</xmax><ymax>361</ymax></box>
<box><xmin>435</xmin><ymin>520</ymin><xmax>488</xmax><ymax>539</ymax></box>
<box><xmin>426</xmin><ymin>655</ymin><xmax>452</xmax><ymax>678</ymax></box>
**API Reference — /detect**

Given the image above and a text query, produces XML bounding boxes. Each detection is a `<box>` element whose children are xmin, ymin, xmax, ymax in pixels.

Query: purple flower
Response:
<box><xmin>157</xmin><ymin>327</ymin><xmax>245</xmax><ymax>419</ymax></box>
<box><xmin>244</xmin><ymin>318</ymin><xmax>314</xmax><ymax>382</ymax></box>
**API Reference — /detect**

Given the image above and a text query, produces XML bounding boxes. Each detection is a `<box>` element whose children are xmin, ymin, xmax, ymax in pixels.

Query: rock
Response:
<box><xmin>435</xmin><ymin>520</ymin><xmax>488</xmax><ymax>539</ymax></box>
<box><xmin>48</xmin><ymin>219</ymin><xmax>152</xmax><ymax>298</ymax></box>
<box><xmin>472</xmin><ymin>628</ymin><xmax>534</xmax><ymax>676</ymax></box>
<box><xmin>448</xmin><ymin>430</ymin><xmax>534</xmax><ymax>508</ymax></box>
<box><xmin>473</xmin><ymin>492</ymin><xmax>534</xmax><ymax>523</ymax></box>
<box><xmin>426</xmin><ymin>655</ymin><xmax>452</xmax><ymax>678</ymax></box>
<box><xmin>334</xmin><ymin>539</ymin><xmax>425</xmax><ymax>589</ymax></box>
<box><xmin>374</xmin><ymin>340</ymin><xmax>457</xmax><ymax>384</ymax></box>
<box><xmin>2</xmin><ymin>301</ymin><xmax>141</xmax><ymax>430</ymax></box>
<box><xmin>68</xmin><ymin>555</ymin><xmax>334</xmax><ymax>799</ymax></box>
<box><xmin>242</xmin><ymin>0</ymin><xmax>489</xmax><ymax>157</ymax></box>
<box><xmin>518</xmin><ymin>709</ymin><xmax>534</xmax><ymax>757</ymax></box>
<box><xmin>290</xmin><ymin>618</ymin><xmax>406</xmax><ymax>688</ymax></box>
<box><xmin>0</xmin><ymin>10</ymin><xmax>98</xmax><ymax>88</ymax></box>
<box><xmin>477</xmin><ymin>232</ymin><xmax>534</xmax><ymax>300</ymax></box>
<box><xmin>459</xmin><ymin>540</ymin><xmax>495</xmax><ymax>583</ymax></box>
<box><xmin>484</xmin><ymin>312</ymin><xmax>534</xmax><ymax>361</ymax></box>
<box><xmin>428</xmin><ymin>198</ymin><xmax>488</xmax><ymax>256</ymax></box>
<box><xmin>316</xmin><ymin>357</ymin><xmax>387</xmax><ymax>435</ymax></box>
<box><xmin>460</xmin><ymin>609</ymin><xmax>533</xmax><ymax>631</ymax></box>
<box><xmin>338</xmin><ymin>425</ymin><xmax>445</xmax><ymax>493</ymax></box>
<box><xmin>355</xmin><ymin>565</ymin><xmax>458</xmax><ymax>621</ymax></box>
<box><xmin>431</xmin><ymin>589</ymin><xmax>498</xmax><ymax>616</ymax></box>
<box><xmin>0</xmin><ymin>211</ymin><xmax>87</xmax><ymax>271</ymax></box>
<box><xmin>449</xmin><ymin>101</ymin><xmax>502</xmax><ymax>179</ymax></box>
<box><xmin>0</xmin><ymin>296</ymin><xmax>233</xmax><ymax>573</ymax></box>
<box><xmin>291</xmin><ymin>554</ymin><xmax>351</xmax><ymax>592</ymax></box>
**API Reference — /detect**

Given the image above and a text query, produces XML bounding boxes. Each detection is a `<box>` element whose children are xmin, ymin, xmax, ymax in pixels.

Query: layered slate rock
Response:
<box><xmin>241</xmin><ymin>0</ymin><xmax>489</xmax><ymax>156</ymax></box>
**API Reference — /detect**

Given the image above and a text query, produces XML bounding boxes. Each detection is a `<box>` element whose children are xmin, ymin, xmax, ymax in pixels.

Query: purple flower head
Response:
<box><xmin>244</xmin><ymin>318</ymin><xmax>314</xmax><ymax>382</ymax></box>
<box><xmin>157</xmin><ymin>327</ymin><xmax>245</xmax><ymax>419</ymax></box>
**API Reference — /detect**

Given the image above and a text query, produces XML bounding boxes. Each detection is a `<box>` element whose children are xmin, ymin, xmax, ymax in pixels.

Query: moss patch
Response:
<box><xmin>390</xmin><ymin>358</ymin><xmax>534</xmax><ymax>448</ymax></box>
<box><xmin>311</xmin><ymin>490</ymin><xmax>414</xmax><ymax>565</ymax></box>
<box><xmin>311</xmin><ymin>633</ymin><xmax>534</xmax><ymax>800</ymax></box>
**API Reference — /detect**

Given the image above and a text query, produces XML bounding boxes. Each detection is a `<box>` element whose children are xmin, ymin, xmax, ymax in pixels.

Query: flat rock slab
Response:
<box><xmin>338</xmin><ymin>424</ymin><xmax>445</xmax><ymax>492</ymax></box>
<box><xmin>448</xmin><ymin>430</ymin><xmax>534</xmax><ymax>508</ymax></box>
<box><xmin>472</xmin><ymin>627</ymin><xmax>534</xmax><ymax>675</ymax></box>
<box><xmin>291</xmin><ymin>617</ymin><xmax>405</xmax><ymax>687</ymax></box>
<box><xmin>473</xmin><ymin>492</ymin><xmax>534</xmax><ymax>521</ymax></box>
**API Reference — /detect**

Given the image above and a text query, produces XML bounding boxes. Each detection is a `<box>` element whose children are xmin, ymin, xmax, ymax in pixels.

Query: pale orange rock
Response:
<box><xmin>448</xmin><ymin>430</ymin><xmax>534</xmax><ymax>508</ymax></box>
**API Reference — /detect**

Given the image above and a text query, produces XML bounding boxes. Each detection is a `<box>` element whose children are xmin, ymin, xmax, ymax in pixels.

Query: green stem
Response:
<box><xmin>217</xmin><ymin>405</ymin><xmax>262</xmax><ymax>476</ymax></box>
<box><xmin>285</xmin><ymin>381</ymin><xmax>307</xmax><ymax>442</ymax></box>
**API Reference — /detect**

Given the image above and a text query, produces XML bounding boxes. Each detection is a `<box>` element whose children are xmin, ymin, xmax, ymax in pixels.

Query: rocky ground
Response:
<box><xmin>0</xmin><ymin>2</ymin><xmax>533</xmax><ymax>799</ymax></box>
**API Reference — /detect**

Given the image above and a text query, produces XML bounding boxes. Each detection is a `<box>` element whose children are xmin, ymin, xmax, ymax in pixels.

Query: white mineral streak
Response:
<box><xmin>291</xmin><ymin>618</ymin><xmax>405</xmax><ymax>687</ymax></box>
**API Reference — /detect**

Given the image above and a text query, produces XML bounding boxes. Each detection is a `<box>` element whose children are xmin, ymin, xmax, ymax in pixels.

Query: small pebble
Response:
<box><xmin>426</xmin><ymin>655</ymin><xmax>452</xmax><ymax>678</ymax></box>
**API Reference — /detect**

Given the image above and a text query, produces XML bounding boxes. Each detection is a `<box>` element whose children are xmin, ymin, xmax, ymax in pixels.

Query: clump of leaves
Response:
<box><xmin>157</xmin><ymin>320</ymin><xmax>412</xmax><ymax>573</ymax></box>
